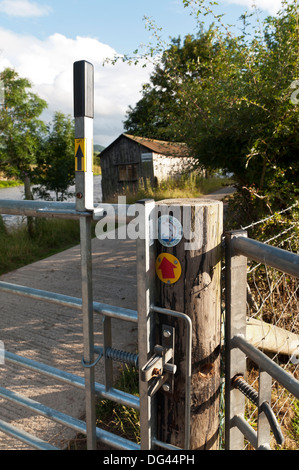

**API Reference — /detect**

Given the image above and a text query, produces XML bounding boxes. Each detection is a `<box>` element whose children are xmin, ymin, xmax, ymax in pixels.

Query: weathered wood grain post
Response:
<box><xmin>154</xmin><ymin>198</ymin><xmax>223</xmax><ymax>450</ymax></box>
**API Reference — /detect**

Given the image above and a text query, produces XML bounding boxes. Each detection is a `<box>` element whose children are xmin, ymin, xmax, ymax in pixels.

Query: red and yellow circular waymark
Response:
<box><xmin>155</xmin><ymin>253</ymin><xmax>182</xmax><ymax>285</ymax></box>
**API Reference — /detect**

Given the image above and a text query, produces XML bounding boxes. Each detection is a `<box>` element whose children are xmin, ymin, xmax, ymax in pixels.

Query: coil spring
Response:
<box><xmin>232</xmin><ymin>375</ymin><xmax>259</xmax><ymax>406</ymax></box>
<box><xmin>232</xmin><ymin>374</ymin><xmax>285</xmax><ymax>445</ymax></box>
<box><xmin>105</xmin><ymin>347</ymin><xmax>139</xmax><ymax>368</ymax></box>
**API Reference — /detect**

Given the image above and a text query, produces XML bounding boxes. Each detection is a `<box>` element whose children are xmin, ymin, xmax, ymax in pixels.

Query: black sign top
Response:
<box><xmin>73</xmin><ymin>60</ymin><xmax>94</xmax><ymax>118</ymax></box>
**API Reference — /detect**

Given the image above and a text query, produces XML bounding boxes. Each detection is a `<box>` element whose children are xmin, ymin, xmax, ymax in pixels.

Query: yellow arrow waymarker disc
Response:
<box><xmin>155</xmin><ymin>253</ymin><xmax>182</xmax><ymax>285</ymax></box>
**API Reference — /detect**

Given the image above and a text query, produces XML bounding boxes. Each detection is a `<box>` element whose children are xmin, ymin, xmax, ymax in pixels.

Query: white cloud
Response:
<box><xmin>0</xmin><ymin>28</ymin><xmax>152</xmax><ymax>146</ymax></box>
<box><xmin>225</xmin><ymin>0</ymin><xmax>283</xmax><ymax>15</ymax></box>
<box><xmin>0</xmin><ymin>0</ymin><xmax>51</xmax><ymax>17</ymax></box>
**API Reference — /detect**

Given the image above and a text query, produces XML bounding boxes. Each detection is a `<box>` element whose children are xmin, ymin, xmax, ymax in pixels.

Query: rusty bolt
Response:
<box><xmin>152</xmin><ymin>368</ymin><xmax>162</xmax><ymax>378</ymax></box>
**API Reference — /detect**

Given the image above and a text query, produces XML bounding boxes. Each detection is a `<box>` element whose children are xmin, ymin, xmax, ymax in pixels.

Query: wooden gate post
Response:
<box><xmin>154</xmin><ymin>198</ymin><xmax>223</xmax><ymax>450</ymax></box>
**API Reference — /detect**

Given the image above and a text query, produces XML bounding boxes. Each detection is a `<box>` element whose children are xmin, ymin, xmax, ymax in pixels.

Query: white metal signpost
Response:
<box><xmin>73</xmin><ymin>60</ymin><xmax>96</xmax><ymax>449</ymax></box>
<box><xmin>74</xmin><ymin>60</ymin><xmax>94</xmax><ymax>212</ymax></box>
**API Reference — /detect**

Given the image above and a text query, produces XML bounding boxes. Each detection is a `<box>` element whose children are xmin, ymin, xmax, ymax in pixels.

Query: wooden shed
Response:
<box><xmin>99</xmin><ymin>133</ymin><xmax>193</xmax><ymax>201</ymax></box>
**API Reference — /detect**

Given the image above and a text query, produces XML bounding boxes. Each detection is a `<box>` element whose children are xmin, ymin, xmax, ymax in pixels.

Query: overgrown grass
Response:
<box><xmin>96</xmin><ymin>365</ymin><xmax>140</xmax><ymax>444</ymax></box>
<box><xmin>67</xmin><ymin>365</ymin><xmax>140</xmax><ymax>450</ymax></box>
<box><xmin>0</xmin><ymin>217</ymin><xmax>82</xmax><ymax>275</ymax></box>
<box><xmin>112</xmin><ymin>173</ymin><xmax>234</xmax><ymax>204</ymax></box>
<box><xmin>0</xmin><ymin>180</ymin><xmax>22</xmax><ymax>188</ymax></box>
<box><xmin>291</xmin><ymin>401</ymin><xmax>299</xmax><ymax>445</ymax></box>
<box><xmin>93</xmin><ymin>164</ymin><xmax>102</xmax><ymax>176</ymax></box>
<box><xmin>245</xmin><ymin>369</ymin><xmax>299</xmax><ymax>450</ymax></box>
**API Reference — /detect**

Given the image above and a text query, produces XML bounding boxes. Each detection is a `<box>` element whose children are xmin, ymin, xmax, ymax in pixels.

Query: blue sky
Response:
<box><xmin>0</xmin><ymin>0</ymin><xmax>284</xmax><ymax>145</ymax></box>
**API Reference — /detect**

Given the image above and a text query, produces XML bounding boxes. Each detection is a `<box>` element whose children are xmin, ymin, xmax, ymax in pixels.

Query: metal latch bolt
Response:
<box><xmin>140</xmin><ymin>325</ymin><xmax>176</xmax><ymax>396</ymax></box>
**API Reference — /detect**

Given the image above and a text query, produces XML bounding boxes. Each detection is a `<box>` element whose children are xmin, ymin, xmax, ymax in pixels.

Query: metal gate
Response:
<box><xmin>0</xmin><ymin>199</ymin><xmax>192</xmax><ymax>451</ymax></box>
<box><xmin>1</xmin><ymin>60</ymin><xmax>297</xmax><ymax>451</ymax></box>
<box><xmin>225</xmin><ymin>231</ymin><xmax>299</xmax><ymax>450</ymax></box>
<box><xmin>0</xmin><ymin>61</ymin><xmax>192</xmax><ymax>451</ymax></box>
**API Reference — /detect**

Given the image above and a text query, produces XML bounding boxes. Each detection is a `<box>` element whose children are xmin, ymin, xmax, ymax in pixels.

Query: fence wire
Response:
<box><xmin>245</xmin><ymin>232</ymin><xmax>298</xmax><ymax>449</ymax></box>
<box><xmin>230</xmin><ymin>203</ymin><xmax>299</xmax><ymax>450</ymax></box>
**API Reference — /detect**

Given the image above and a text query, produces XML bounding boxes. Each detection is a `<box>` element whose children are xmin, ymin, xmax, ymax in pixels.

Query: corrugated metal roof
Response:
<box><xmin>124</xmin><ymin>134</ymin><xmax>190</xmax><ymax>157</ymax></box>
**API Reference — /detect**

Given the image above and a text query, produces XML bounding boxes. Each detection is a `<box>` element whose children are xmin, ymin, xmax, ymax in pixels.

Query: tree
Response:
<box><xmin>0</xmin><ymin>68</ymin><xmax>47</xmax><ymax>200</ymax></box>
<box><xmin>124</xmin><ymin>84</ymin><xmax>170</xmax><ymax>140</ymax></box>
<box><xmin>182</xmin><ymin>1</ymin><xmax>299</xmax><ymax>218</ymax></box>
<box><xmin>33</xmin><ymin>112</ymin><xmax>75</xmax><ymax>201</ymax></box>
<box><xmin>124</xmin><ymin>29</ymin><xmax>220</xmax><ymax>142</ymax></box>
<box><xmin>122</xmin><ymin>1</ymin><xmax>299</xmax><ymax>220</ymax></box>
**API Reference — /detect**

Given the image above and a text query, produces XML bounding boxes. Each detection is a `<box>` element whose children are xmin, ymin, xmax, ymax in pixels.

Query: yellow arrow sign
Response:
<box><xmin>75</xmin><ymin>139</ymin><xmax>86</xmax><ymax>172</ymax></box>
<box><xmin>155</xmin><ymin>253</ymin><xmax>182</xmax><ymax>285</ymax></box>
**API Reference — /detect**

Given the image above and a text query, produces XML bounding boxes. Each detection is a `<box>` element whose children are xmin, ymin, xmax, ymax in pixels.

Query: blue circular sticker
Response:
<box><xmin>158</xmin><ymin>215</ymin><xmax>183</xmax><ymax>248</ymax></box>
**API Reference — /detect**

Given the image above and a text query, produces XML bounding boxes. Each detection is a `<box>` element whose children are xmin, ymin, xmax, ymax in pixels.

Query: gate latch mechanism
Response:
<box><xmin>140</xmin><ymin>325</ymin><xmax>176</xmax><ymax>396</ymax></box>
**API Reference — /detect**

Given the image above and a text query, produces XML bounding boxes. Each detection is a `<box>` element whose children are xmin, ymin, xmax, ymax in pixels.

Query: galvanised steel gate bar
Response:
<box><xmin>230</xmin><ymin>234</ymin><xmax>299</xmax><ymax>279</ymax></box>
<box><xmin>225</xmin><ymin>230</ymin><xmax>299</xmax><ymax>450</ymax></box>
<box><xmin>4</xmin><ymin>350</ymin><xmax>139</xmax><ymax>410</ymax></box>
<box><xmin>0</xmin><ymin>419</ymin><xmax>58</xmax><ymax>451</ymax></box>
<box><xmin>0</xmin><ymin>281</ymin><xmax>138</xmax><ymax>323</ymax></box>
<box><xmin>0</xmin><ymin>385</ymin><xmax>140</xmax><ymax>450</ymax></box>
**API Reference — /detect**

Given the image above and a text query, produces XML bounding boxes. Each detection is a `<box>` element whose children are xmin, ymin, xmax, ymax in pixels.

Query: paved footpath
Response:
<box><xmin>0</xmin><ymin>187</ymin><xmax>234</xmax><ymax>450</ymax></box>
<box><xmin>0</xmin><ymin>235</ymin><xmax>138</xmax><ymax>450</ymax></box>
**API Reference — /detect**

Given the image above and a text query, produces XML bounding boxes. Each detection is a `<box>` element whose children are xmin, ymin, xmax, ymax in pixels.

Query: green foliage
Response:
<box><xmin>33</xmin><ymin>112</ymin><xmax>75</xmax><ymax>201</ymax></box>
<box><xmin>124</xmin><ymin>28</ymin><xmax>220</xmax><ymax>142</ymax></box>
<box><xmin>122</xmin><ymin>1</ymin><xmax>299</xmax><ymax>218</ymax></box>
<box><xmin>292</xmin><ymin>401</ymin><xmax>299</xmax><ymax>442</ymax></box>
<box><xmin>0</xmin><ymin>68</ymin><xmax>47</xmax><ymax>184</ymax></box>
<box><xmin>225</xmin><ymin>187</ymin><xmax>299</xmax><ymax>243</ymax></box>
<box><xmin>0</xmin><ymin>68</ymin><xmax>48</xmax><ymax>235</ymax></box>
<box><xmin>0</xmin><ymin>70</ymin><xmax>76</xmax><ymax>204</ymax></box>
<box><xmin>68</xmin><ymin>365</ymin><xmax>140</xmax><ymax>449</ymax></box>
<box><xmin>0</xmin><ymin>215</ymin><xmax>6</xmax><ymax>235</ymax></box>
<box><xmin>96</xmin><ymin>366</ymin><xmax>140</xmax><ymax>445</ymax></box>
<box><xmin>0</xmin><ymin>180</ymin><xmax>22</xmax><ymax>188</ymax></box>
<box><xmin>0</xmin><ymin>218</ymin><xmax>81</xmax><ymax>276</ymax></box>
